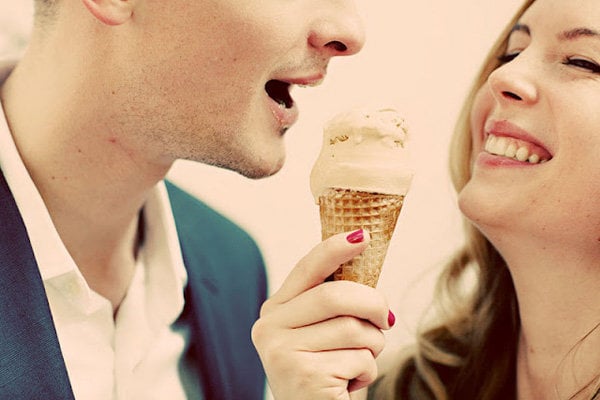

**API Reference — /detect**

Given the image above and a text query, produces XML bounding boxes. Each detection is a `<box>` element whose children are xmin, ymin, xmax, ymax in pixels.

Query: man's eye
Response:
<box><xmin>497</xmin><ymin>52</ymin><xmax>520</xmax><ymax>65</ymax></box>
<box><xmin>563</xmin><ymin>57</ymin><xmax>600</xmax><ymax>73</ymax></box>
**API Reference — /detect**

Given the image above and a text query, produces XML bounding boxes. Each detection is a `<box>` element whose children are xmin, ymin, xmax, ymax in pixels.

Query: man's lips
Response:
<box><xmin>286</xmin><ymin>74</ymin><xmax>325</xmax><ymax>87</ymax></box>
<box><xmin>264</xmin><ymin>73</ymin><xmax>325</xmax><ymax>108</ymax></box>
<box><xmin>264</xmin><ymin>73</ymin><xmax>325</xmax><ymax>131</ymax></box>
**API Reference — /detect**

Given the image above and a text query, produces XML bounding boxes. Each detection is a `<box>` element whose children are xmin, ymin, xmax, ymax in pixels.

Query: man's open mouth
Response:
<box><xmin>265</xmin><ymin>80</ymin><xmax>294</xmax><ymax>109</ymax></box>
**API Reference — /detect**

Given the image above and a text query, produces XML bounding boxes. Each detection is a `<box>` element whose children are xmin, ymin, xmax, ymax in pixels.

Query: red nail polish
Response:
<box><xmin>346</xmin><ymin>229</ymin><xmax>364</xmax><ymax>244</ymax></box>
<box><xmin>388</xmin><ymin>310</ymin><xmax>396</xmax><ymax>327</ymax></box>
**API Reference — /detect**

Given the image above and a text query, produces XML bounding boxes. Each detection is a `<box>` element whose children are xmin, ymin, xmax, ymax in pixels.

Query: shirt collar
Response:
<box><xmin>142</xmin><ymin>181</ymin><xmax>188</xmax><ymax>326</ymax></box>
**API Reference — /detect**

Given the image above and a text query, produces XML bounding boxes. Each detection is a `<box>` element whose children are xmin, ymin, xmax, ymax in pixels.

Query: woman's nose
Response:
<box><xmin>308</xmin><ymin>1</ymin><xmax>366</xmax><ymax>57</ymax></box>
<box><xmin>487</xmin><ymin>55</ymin><xmax>539</xmax><ymax>105</ymax></box>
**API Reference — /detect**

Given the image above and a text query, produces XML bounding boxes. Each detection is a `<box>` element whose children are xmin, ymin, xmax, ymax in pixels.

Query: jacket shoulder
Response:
<box><xmin>165</xmin><ymin>180</ymin><xmax>267</xmax><ymax>296</ymax></box>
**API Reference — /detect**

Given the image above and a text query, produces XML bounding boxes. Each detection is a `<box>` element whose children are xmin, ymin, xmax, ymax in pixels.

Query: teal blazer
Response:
<box><xmin>0</xmin><ymin>173</ymin><xmax>267</xmax><ymax>400</ymax></box>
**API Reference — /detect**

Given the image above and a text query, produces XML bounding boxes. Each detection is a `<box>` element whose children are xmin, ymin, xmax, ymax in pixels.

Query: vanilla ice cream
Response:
<box><xmin>310</xmin><ymin>108</ymin><xmax>413</xmax><ymax>201</ymax></box>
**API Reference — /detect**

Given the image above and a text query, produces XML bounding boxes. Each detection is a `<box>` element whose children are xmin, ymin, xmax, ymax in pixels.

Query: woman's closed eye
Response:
<box><xmin>497</xmin><ymin>51</ymin><xmax>600</xmax><ymax>74</ymax></box>
<box><xmin>563</xmin><ymin>56</ymin><xmax>600</xmax><ymax>73</ymax></box>
<box><xmin>497</xmin><ymin>51</ymin><xmax>521</xmax><ymax>65</ymax></box>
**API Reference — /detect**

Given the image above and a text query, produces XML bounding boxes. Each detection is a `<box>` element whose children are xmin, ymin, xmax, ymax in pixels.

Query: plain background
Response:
<box><xmin>0</xmin><ymin>0</ymin><xmax>523</xmax><ymax>363</ymax></box>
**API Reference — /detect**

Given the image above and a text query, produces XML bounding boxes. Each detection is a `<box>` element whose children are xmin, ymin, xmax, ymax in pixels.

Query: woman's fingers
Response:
<box><xmin>261</xmin><ymin>279</ymin><xmax>391</xmax><ymax>331</ymax></box>
<box><xmin>287</xmin><ymin>315</ymin><xmax>386</xmax><ymax>357</ymax></box>
<box><xmin>262</xmin><ymin>348</ymin><xmax>378</xmax><ymax>400</ymax></box>
<box><xmin>260</xmin><ymin>314</ymin><xmax>386</xmax><ymax>364</ymax></box>
<box><xmin>253</xmin><ymin>310</ymin><xmax>386</xmax><ymax>395</ymax></box>
<box><xmin>265</xmin><ymin>230</ymin><xmax>371</xmax><ymax>307</ymax></box>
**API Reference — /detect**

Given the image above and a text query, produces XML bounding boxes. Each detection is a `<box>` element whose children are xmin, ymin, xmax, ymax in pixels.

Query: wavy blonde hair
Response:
<box><xmin>374</xmin><ymin>1</ymin><xmax>537</xmax><ymax>399</ymax></box>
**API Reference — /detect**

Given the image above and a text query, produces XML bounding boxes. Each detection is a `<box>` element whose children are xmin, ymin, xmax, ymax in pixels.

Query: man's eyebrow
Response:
<box><xmin>558</xmin><ymin>27</ymin><xmax>600</xmax><ymax>41</ymax></box>
<box><xmin>510</xmin><ymin>23</ymin><xmax>530</xmax><ymax>36</ymax></box>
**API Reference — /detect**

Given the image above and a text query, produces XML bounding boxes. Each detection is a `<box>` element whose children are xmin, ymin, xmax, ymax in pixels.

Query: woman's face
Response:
<box><xmin>460</xmin><ymin>0</ymin><xmax>600</xmax><ymax>251</ymax></box>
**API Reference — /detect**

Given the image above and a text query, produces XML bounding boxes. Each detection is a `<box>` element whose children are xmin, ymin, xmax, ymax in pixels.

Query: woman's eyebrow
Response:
<box><xmin>510</xmin><ymin>23</ymin><xmax>530</xmax><ymax>36</ymax></box>
<box><xmin>558</xmin><ymin>27</ymin><xmax>600</xmax><ymax>41</ymax></box>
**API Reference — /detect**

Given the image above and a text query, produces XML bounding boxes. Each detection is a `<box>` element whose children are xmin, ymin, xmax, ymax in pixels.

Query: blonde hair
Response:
<box><xmin>374</xmin><ymin>1</ymin><xmax>535</xmax><ymax>399</ymax></box>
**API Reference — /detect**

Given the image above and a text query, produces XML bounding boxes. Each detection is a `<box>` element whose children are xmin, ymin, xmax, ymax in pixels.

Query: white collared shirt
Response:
<box><xmin>0</xmin><ymin>64</ymin><xmax>201</xmax><ymax>399</ymax></box>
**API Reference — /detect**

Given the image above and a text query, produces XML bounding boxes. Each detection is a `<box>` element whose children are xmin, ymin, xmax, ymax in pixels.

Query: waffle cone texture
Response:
<box><xmin>318</xmin><ymin>188</ymin><xmax>404</xmax><ymax>288</ymax></box>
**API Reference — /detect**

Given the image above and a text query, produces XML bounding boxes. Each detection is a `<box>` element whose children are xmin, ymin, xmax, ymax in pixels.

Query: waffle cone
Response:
<box><xmin>318</xmin><ymin>188</ymin><xmax>405</xmax><ymax>288</ymax></box>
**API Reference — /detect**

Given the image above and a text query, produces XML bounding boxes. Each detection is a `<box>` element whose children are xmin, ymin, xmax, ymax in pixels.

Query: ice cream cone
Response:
<box><xmin>311</xmin><ymin>108</ymin><xmax>413</xmax><ymax>288</ymax></box>
<box><xmin>318</xmin><ymin>188</ymin><xmax>405</xmax><ymax>288</ymax></box>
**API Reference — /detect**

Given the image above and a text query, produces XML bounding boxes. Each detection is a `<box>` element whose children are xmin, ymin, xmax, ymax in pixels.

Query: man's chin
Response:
<box><xmin>236</xmin><ymin>156</ymin><xmax>286</xmax><ymax>180</ymax></box>
<box><xmin>205</xmin><ymin>153</ymin><xmax>285</xmax><ymax>180</ymax></box>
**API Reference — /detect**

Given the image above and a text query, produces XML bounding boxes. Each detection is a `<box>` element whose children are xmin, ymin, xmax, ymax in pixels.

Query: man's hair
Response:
<box><xmin>33</xmin><ymin>0</ymin><xmax>59</xmax><ymax>27</ymax></box>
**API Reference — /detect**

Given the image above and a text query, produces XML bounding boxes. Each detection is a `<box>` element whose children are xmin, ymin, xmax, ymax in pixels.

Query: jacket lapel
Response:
<box><xmin>167</xmin><ymin>182</ymin><xmax>237</xmax><ymax>400</ymax></box>
<box><xmin>177</xmin><ymin>233</ymin><xmax>233</xmax><ymax>400</ymax></box>
<box><xmin>0</xmin><ymin>171</ymin><xmax>74</xmax><ymax>399</ymax></box>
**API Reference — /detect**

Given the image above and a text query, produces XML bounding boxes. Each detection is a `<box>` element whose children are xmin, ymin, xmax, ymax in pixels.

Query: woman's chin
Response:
<box><xmin>457</xmin><ymin>180</ymin><xmax>512</xmax><ymax>233</ymax></box>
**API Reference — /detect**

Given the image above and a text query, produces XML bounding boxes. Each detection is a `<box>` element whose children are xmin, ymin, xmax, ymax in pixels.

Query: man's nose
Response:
<box><xmin>307</xmin><ymin>1</ymin><xmax>366</xmax><ymax>57</ymax></box>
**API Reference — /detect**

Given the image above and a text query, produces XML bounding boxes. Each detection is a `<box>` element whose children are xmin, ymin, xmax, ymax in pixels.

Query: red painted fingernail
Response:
<box><xmin>346</xmin><ymin>229</ymin><xmax>364</xmax><ymax>244</ymax></box>
<box><xmin>388</xmin><ymin>310</ymin><xmax>396</xmax><ymax>327</ymax></box>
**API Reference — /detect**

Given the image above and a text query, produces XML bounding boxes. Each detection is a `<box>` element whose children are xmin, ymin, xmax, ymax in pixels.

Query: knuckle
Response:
<box><xmin>250</xmin><ymin>318</ymin><xmax>267</xmax><ymax>347</ymax></box>
<box><xmin>338</xmin><ymin>316</ymin><xmax>365</xmax><ymax>338</ymax></box>
<box><xmin>337</xmin><ymin>317</ymin><xmax>385</xmax><ymax>356</ymax></box>
<box><xmin>320</xmin><ymin>234</ymin><xmax>338</xmax><ymax>252</ymax></box>
<box><xmin>314</xmin><ymin>282</ymin><xmax>346</xmax><ymax>309</ymax></box>
<box><xmin>250</xmin><ymin>316</ymin><xmax>283</xmax><ymax>353</ymax></box>
<box><xmin>372</xmin><ymin>330</ymin><xmax>386</xmax><ymax>356</ymax></box>
<box><xmin>258</xmin><ymin>297</ymin><xmax>275</xmax><ymax>317</ymax></box>
<box><xmin>359</xmin><ymin>349</ymin><xmax>379</xmax><ymax>381</ymax></box>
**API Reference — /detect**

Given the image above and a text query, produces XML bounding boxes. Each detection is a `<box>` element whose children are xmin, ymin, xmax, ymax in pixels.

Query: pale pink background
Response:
<box><xmin>0</xmin><ymin>0</ymin><xmax>523</xmax><ymax>364</ymax></box>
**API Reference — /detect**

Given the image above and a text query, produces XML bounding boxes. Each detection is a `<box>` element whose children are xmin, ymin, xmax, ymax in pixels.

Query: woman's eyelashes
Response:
<box><xmin>562</xmin><ymin>56</ymin><xmax>600</xmax><ymax>73</ymax></box>
<box><xmin>497</xmin><ymin>51</ymin><xmax>520</xmax><ymax>65</ymax></box>
<box><xmin>496</xmin><ymin>50</ymin><xmax>600</xmax><ymax>75</ymax></box>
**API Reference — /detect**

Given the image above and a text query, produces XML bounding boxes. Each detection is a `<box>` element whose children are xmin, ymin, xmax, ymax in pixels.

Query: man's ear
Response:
<box><xmin>81</xmin><ymin>0</ymin><xmax>135</xmax><ymax>26</ymax></box>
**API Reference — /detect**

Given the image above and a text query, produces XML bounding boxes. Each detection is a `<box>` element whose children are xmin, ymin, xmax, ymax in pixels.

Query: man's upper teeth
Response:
<box><xmin>484</xmin><ymin>134</ymin><xmax>548</xmax><ymax>164</ymax></box>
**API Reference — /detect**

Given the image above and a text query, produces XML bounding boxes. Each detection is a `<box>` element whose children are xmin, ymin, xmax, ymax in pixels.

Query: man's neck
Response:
<box><xmin>0</xmin><ymin>55</ymin><xmax>172</xmax><ymax>311</ymax></box>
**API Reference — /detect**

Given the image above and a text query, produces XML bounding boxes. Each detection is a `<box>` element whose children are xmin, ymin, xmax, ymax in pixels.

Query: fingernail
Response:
<box><xmin>346</xmin><ymin>229</ymin><xmax>364</xmax><ymax>244</ymax></box>
<box><xmin>388</xmin><ymin>310</ymin><xmax>396</xmax><ymax>327</ymax></box>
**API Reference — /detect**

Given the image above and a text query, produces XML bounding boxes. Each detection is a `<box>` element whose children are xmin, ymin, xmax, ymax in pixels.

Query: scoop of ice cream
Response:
<box><xmin>310</xmin><ymin>108</ymin><xmax>413</xmax><ymax>201</ymax></box>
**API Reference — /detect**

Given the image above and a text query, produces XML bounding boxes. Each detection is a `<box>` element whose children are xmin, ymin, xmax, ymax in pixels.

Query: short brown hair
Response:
<box><xmin>33</xmin><ymin>0</ymin><xmax>60</xmax><ymax>27</ymax></box>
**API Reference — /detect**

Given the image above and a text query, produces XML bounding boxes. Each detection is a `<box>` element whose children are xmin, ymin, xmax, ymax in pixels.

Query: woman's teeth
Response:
<box><xmin>484</xmin><ymin>134</ymin><xmax>548</xmax><ymax>164</ymax></box>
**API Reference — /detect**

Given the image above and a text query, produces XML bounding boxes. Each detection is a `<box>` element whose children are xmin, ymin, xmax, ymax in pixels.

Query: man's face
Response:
<box><xmin>112</xmin><ymin>0</ymin><xmax>365</xmax><ymax>178</ymax></box>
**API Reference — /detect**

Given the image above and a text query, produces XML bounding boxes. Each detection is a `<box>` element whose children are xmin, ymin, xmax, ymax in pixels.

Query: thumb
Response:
<box><xmin>268</xmin><ymin>229</ymin><xmax>370</xmax><ymax>306</ymax></box>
